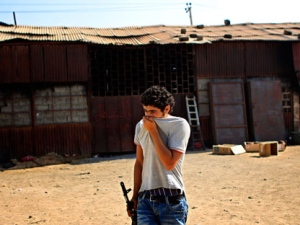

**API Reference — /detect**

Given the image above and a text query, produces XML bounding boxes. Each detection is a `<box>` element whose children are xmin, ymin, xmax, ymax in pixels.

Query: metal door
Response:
<box><xmin>247</xmin><ymin>80</ymin><xmax>285</xmax><ymax>141</ymax></box>
<box><xmin>209</xmin><ymin>82</ymin><xmax>248</xmax><ymax>145</ymax></box>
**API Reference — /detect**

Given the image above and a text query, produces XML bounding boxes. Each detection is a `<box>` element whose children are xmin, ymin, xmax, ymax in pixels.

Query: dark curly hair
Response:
<box><xmin>140</xmin><ymin>86</ymin><xmax>175</xmax><ymax>113</ymax></box>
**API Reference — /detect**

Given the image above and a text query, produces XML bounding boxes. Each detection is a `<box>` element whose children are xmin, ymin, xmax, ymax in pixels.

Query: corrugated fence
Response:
<box><xmin>0</xmin><ymin>123</ymin><xmax>92</xmax><ymax>160</ymax></box>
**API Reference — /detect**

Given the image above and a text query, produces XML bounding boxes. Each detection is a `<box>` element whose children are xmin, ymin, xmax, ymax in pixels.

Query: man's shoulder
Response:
<box><xmin>169</xmin><ymin>115</ymin><xmax>189</xmax><ymax>125</ymax></box>
<box><xmin>156</xmin><ymin>116</ymin><xmax>189</xmax><ymax>129</ymax></box>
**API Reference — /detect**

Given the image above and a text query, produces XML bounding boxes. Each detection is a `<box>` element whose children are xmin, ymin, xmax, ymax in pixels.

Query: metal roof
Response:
<box><xmin>0</xmin><ymin>22</ymin><xmax>299</xmax><ymax>45</ymax></box>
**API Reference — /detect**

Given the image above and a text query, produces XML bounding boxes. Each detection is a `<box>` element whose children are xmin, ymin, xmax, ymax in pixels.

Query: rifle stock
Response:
<box><xmin>120</xmin><ymin>181</ymin><xmax>137</xmax><ymax>225</ymax></box>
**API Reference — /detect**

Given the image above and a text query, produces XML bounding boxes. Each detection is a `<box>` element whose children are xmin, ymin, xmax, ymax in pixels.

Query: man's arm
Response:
<box><xmin>131</xmin><ymin>145</ymin><xmax>143</xmax><ymax>209</ymax></box>
<box><xmin>143</xmin><ymin>116</ymin><xmax>183</xmax><ymax>171</ymax></box>
<box><xmin>149</xmin><ymin>127</ymin><xmax>182</xmax><ymax>170</ymax></box>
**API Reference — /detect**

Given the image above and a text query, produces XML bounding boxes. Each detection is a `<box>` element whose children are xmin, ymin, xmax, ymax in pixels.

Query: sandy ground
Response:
<box><xmin>1</xmin><ymin>146</ymin><xmax>300</xmax><ymax>225</ymax></box>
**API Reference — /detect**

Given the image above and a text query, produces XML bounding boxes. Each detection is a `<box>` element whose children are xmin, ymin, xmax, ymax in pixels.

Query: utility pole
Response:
<box><xmin>185</xmin><ymin>3</ymin><xmax>193</xmax><ymax>26</ymax></box>
<box><xmin>13</xmin><ymin>12</ymin><xmax>17</xmax><ymax>26</ymax></box>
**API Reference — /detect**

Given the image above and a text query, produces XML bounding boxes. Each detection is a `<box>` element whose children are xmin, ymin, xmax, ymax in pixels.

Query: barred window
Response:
<box><xmin>91</xmin><ymin>45</ymin><xmax>195</xmax><ymax>96</ymax></box>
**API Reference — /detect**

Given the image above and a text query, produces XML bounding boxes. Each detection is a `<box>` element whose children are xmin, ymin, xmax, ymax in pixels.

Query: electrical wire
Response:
<box><xmin>0</xmin><ymin>2</ymin><xmax>216</xmax><ymax>14</ymax></box>
<box><xmin>0</xmin><ymin>3</ymin><xmax>187</xmax><ymax>14</ymax></box>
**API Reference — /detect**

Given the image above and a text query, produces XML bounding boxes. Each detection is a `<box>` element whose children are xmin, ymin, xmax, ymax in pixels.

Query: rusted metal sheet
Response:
<box><xmin>92</xmin><ymin>96</ymin><xmax>143</xmax><ymax>154</ymax></box>
<box><xmin>0</xmin><ymin>127</ymin><xmax>33</xmax><ymax>160</ymax></box>
<box><xmin>245</xmin><ymin>42</ymin><xmax>294</xmax><ymax>77</ymax></box>
<box><xmin>0</xmin><ymin>46</ymin><xmax>12</xmax><ymax>83</ymax></box>
<box><xmin>91</xmin><ymin>94</ymin><xmax>188</xmax><ymax>154</ymax></box>
<box><xmin>30</xmin><ymin>44</ymin><xmax>89</xmax><ymax>82</ymax></box>
<box><xmin>67</xmin><ymin>45</ymin><xmax>88</xmax><ymax>82</ymax></box>
<box><xmin>0</xmin><ymin>45</ymin><xmax>30</xmax><ymax>83</ymax></box>
<box><xmin>292</xmin><ymin>42</ymin><xmax>300</xmax><ymax>85</ymax></box>
<box><xmin>1</xmin><ymin>23</ymin><xmax>300</xmax><ymax>44</ymax></box>
<box><xmin>92</xmin><ymin>97</ymin><xmax>107</xmax><ymax>152</ymax></box>
<box><xmin>200</xmin><ymin>116</ymin><xmax>213</xmax><ymax>146</ymax></box>
<box><xmin>284</xmin><ymin>112</ymin><xmax>293</xmax><ymax>134</ymax></box>
<box><xmin>11</xmin><ymin>45</ymin><xmax>30</xmax><ymax>83</ymax></box>
<box><xmin>0</xmin><ymin>44</ymin><xmax>89</xmax><ymax>84</ymax></box>
<box><xmin>34</xmin><ymin>123</ymin><xmax>92</xmax><ymax>157</ymax></box>
<box><xmin>44</xmin><ymin>45</ymin><xmax>68</xmax><ymax>82</ymax></box>
<box><xmin>292</xmin><ymin>91</ymin><xmax>300</xmax><ymax>132</ymax></box>
<box><xmin>195</xmin><ymin>43</ymin><xmax>245</xmax><ymax>78</ymax></box>
<box><xmin>247</xmin><ymin>80</ymin><xmax>285</xmax><ymax>141</ymax></box>
<box><xmin>14</xmin><ymin>45</ymin><xmax>30</xmax><ymax>82</ymax></box>
<box><xmin>30</xmin><ymin>45</ymin><xmax>45</xmax><ymax>82</ymax></box>
<box><xmin>209</xmin><ymin>82</ymin><xmax>248</xmax><ymax>145</ymax></box>
<box><xmin>195</xmin><ymin>42</ymin><xmax>294</xmax><ymax>79</ymax></box>
<box><xmin>172</xmin><ymin>94</ymin><xmax>188</xmax><ymax>118</ymax></box>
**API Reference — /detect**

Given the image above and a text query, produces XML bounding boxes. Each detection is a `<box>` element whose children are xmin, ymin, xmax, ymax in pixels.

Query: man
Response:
<box><xmin>128</xmin><ymin>86</ymin><xmax>191</xmax><ymax>224</ymax></box>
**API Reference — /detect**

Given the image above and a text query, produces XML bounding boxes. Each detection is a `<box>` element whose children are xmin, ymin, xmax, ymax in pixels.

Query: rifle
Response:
<box><xmin>120</xmin><ymin>181</ymin><xmax>137</xmax><ymax>225</ymax></box>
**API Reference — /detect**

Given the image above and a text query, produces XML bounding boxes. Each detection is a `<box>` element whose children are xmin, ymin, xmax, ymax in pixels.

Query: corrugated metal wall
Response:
<box><xmin>0</xmin><ymin>44</ymin><xmax>89</xmax><ymax>83</ymax></box>
<box><xmin>195</xmin><ymin>42</ymin><xmax>245</xmax><ymax>78</ymax></box>
<box><xmin>292</xmin><ymin>42</ymin><xmax>300</xmax><ymax>131</ymax></box>
<box><xmin>0</xmin><ymin>124</ymin><xmax>92</xmax><ymax>160</ymax></box>
<box><xmin>0</xmin><ymin>41</ymin><xmax>298</xmax><ymax>159</ymax></box>
<box><xmin>0</xmin><ymin>43</ymin><xmax>91</xmax><ymax>161</ymax></box>
<box><xmin>195</xmin><ymin>42</ymin><xmax>294</xmax><ymax>78</ymax></box>
<box><xmin>89</xmin><ymin>45</ymin><xmax>195</xmax><ymax>153</ymax></box>
<box><xmin>0</xmin><ymin>45</ymin><xmax>30</xmax><ymax>83</ymax></box>
<box><xmin>34</xmin><ymin>124</ymin><xmax>92</xmax><ymax>157</ymax></box>
<box><xmin>292</xmin><ymin>42</ymin><xmax>300</xmax><ymax>84</ymax></box>
<box><xmin>195</xmin><ymin>42</ymin><xmax>296</xmax><ymax>145</ymax></box>
<box><xmin>0</xmin><ymin>127</ymin><xmax>33</xmax><ymax>160</ymax></box>
<box><xmin>91</xmin><ymin>94</ymin><xmax>188</xmax><ymax>154</ymax></box>
<box><xmin>245</xmin><ymin>42</ymin><xmax>294</xmax><ymax>77</ymax></box>
<box><xmin>91</xmin><ymin>96</ymin><xmax>141</xmax><ymax>154</ymax></box>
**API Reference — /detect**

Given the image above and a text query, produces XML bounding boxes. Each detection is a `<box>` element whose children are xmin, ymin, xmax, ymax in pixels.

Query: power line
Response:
<box><xmin>0</xmin><ymin>3</ymin><xmax>184</xmax><ymax>13</ymax></box>
<box><xmin>0</xmin><ymin>3</ymin><xmax>177</xmax><ymax>6</ymax></box>
<box><xmin>0</xmin><ymin>2</ymin><xmax>218</xmax><ymax>14</ymax></box>
<box><xmin>0</xmin><ymin>1</ymin><xmax>222</xmax><ymax>27</ymax></box>
<box><xmin>0</xmin><ymin>7</ymin><xmax>180</xmax><ymax>14</ymax></box>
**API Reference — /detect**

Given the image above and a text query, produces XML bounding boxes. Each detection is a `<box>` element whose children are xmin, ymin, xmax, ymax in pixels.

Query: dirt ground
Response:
<box><xmin>1</xmin><ymin>146</ymin><xmax>300</xmax><ymax>225</ymax></box>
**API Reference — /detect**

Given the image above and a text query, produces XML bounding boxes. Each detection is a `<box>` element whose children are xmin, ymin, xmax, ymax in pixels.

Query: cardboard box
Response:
<box><xmin>244</xmin><ymin>142</ymin><xmax>260</xmax><ymax>152</ymax></box>
<box><xmin>213</xmin><ymin>145</ymin><xmax>233</xmax><ymax>155</ymax></box>
<box><xmin>259</xmin><ymin>141</ymin><xmax>278</xmax><ymax>156</ymax></box>
<box><xmin>277</xmin><ymin>140</ymin><xmax>286</xmax><ymax>152</ymax></box>
<box><xmin>213</xmin><ymin>144</ymin><xmax>245</xmax><ymax>155</ymax></box>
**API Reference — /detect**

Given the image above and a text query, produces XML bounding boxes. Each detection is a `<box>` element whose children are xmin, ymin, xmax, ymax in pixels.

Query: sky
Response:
<box><xmin>0</xmin><ymin>0</ymin><xmax>300</xmax><ymax>28</ymax></box>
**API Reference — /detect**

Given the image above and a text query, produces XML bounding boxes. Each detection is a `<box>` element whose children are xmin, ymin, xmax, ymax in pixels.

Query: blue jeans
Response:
<box><xmin>137</xmin><ymin>194</ymin><xmax>188</xmax><ymax>225</ymax></box>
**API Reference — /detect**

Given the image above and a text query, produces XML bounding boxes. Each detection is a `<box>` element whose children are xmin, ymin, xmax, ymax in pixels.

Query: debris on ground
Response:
<box><xmin>1</xmin><ymin>152</ymin><xmax>86</xmax><ymax>170</ymax></box>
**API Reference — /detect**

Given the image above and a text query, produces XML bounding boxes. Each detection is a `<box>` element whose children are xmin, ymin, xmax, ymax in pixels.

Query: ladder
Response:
<box><xmin>185</xmin><ymin>95</ymin><xmax>206</xmax><ymax>150</ymax></box>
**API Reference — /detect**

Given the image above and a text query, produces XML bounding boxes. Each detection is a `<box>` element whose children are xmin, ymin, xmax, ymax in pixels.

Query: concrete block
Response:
<box><xmin>53</xmin><ymin>86</ymin><xmax>70</xmax><ymax>96</ymax></box>
<box><xmin>35</xmin><ymin>105</ymin><xmax>49</xmax><ymax>111</ymax></box>
<box><xmin>197</xmin><ymin>90</ymin><xmax>209</xmax><ymax>103</ymax></box>
<box><xmin>71</xmin><ymin>84</ymin><xmax>86</xmax><ymax>95</ymax></box>
<box><xmin>14</xmin><ymin>105</ymin><xmax>31</xmax><ymax>113</ymax></box>
<box><xmin>0</xmin><ymin>117</ymin><xmax>12</xmax><ymax>126</ymax></box>
<box><xmin>72</xmin><ymin>103</ymin><xmax>87</xmax><ymax>110</ymax></box>
<box><xmin>1</xmin><ymin>105</ymin><xmax>12</xmax><ymax>113</ymax></box>
<box><xmin>197</xmin><ymin>79</ymin><xmax>210</xmax><ymax>91</ymax></box>
<box><xmin>35</xmin><ymin>89</ymin><xmax>52</xmax><ymax>97</ymax></box>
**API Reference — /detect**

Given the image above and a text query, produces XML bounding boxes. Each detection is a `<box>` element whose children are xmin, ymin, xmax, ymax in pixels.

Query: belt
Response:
<box><xmin>140</xmin><ymin>192</ymin><xmax>185</xmax><ymax>204</ymax></box>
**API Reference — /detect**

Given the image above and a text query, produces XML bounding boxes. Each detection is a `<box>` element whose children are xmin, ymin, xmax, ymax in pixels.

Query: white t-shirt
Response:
<box><xmin>134</xmin><ymin>115</ymin><xmax>191</xmax><ymax>193</ymax></box>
